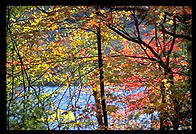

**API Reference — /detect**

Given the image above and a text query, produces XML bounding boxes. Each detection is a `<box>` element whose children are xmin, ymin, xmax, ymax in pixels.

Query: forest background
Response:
<box><xmin>5</xmin><ymin>6</ymin><xmax>192</xmax><ymax>130</ymax></box>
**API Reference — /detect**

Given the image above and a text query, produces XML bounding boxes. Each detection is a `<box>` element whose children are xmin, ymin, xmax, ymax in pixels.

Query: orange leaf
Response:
<box><xmin>38</xmin><ymin>46</ymin><xmax>43</xmax><ymax>51</ymax></box>
<box><xmin>86</xmin><ymin>20</ymin><xmax>99</xmax><ymax>27</ymax></box>
<box><xmin>51</xmin><ymin>24</ymin><xmax>57</xmax><ymax>31</ymax></box>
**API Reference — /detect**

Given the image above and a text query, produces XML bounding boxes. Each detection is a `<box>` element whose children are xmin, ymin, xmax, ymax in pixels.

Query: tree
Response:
<box><xmin>6</xmin><ymin>6</ymin><xmax>192</xmax><ymax>130</ymax></box>
<box><xmin>100</xmin><ymin>6</ymin><xmax>192</xmax><ymax>130</ymax></box>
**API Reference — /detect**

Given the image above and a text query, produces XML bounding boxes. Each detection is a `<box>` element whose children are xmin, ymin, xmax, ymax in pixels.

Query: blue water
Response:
<box><xmin>13</xmin><ymin>85</ymin><xmax>158</xmax><ymax>130</ymax></box>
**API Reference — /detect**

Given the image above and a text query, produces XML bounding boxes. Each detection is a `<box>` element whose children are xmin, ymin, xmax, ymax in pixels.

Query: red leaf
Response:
<box><xmin>81</xmin><ymin>48</ymin><xmax>86</xmax><ymax>55</ymax></box>
<box><xmin>143</xmin><ymin>32</ymin><xmax>148</xmax><ymax>37</ymax></box>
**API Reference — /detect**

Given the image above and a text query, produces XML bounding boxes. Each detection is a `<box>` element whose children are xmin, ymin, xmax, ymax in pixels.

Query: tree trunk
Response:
<box><xmin>164</xmin><ymin>66</ymin><xmax>179</xmax><ymax>130</ymax></box>
<box><xmin>160</xmin><ymin>81</ymin><xmax>170</xmax><ymax>130</ymax></box>
<box><xmin>92</xmin><ymin>89</ymin><xmax>104</xmax><ymax>129</ymax></box>
<box><xmin>97</xmin><ymin>26</ymin><xmax>108</xmax><ymax>130</ymax></box>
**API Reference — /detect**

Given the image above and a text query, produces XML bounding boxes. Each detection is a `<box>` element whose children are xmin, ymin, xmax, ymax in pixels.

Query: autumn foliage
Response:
<box><xmin>6</xmin><ymin>6</ymin><xmax>191</xmax><ymax>130</ymax></box>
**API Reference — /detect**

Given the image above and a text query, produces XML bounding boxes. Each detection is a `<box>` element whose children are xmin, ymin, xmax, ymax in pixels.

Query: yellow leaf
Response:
<box><xmin>48</xmin><ymin>116</ymin><xmax>55</xmax><ymax>122</ymax></box>
<box><xmin>65</xmin><ymin>81</ymin><xmax>69</xmax><ymax>86</ymax></box>
<box><xmin>63</xmin><ymin>111</ymin><xmax>76</xmax><ymax>122</ymax></box>
<box><xmin>100</xmin><ymin>10</ymin><xmax>105</xmax><ymax>14</ymax></box>
<box><xmin>92</xmin><ymin>88</ymin><xmax>98</xmax><ymax>92</ymax></box>
<box><xmin>31</xmin><ymin>22</ymin><xmax>37</xmax><ymax>26</ymax></box>
<box><xmin>162</xmin><ymin>79</ymin><xmax>167</xmax><ymax>83</ymax></box>
<box><xmin>90</xmin><ymin>13</ymin><xmax>94</xmax><ymax>17</ymax></box>
<box><xmin>126</xmin><ymin>16</ymin><xmax>131</xmax><ymax>21</ymax></box>
<box><xmin>106</xmin><ymin>62</ymin><xmax>112</xmax><ymax>68</ymax></box>
<box><xmin>159</xmin><ymin>13</ymin><xmax>164</xmax><ymax>20</ymax></box>
<box><xmin>34</xmin><ymin>18</ymin><xmax>40</xmax><ymax>23</ymax></box>
<box><xmin>68</xmin><ymin>111</ymin><xmax>76</xmax><ymax>120</ymax></box>
<box><xmin>83</xmin><ymin>58</ymin><xmax>87</xmax><ymax>62</ymax></box>
<box><xmin>10</xmin><ymin>18</ymin><xmax>16</xmax><ymax>22</ymax></box>
<box><xmin>40</xmin><ymin>117</ymin><xmax>45</xmax><ymax>122</ymax></box>
<box><xmin>168</xmin><ymin>20</ymin><xmax>173</xmax><ymax>25</ymax></box>
<box><xmin>23</xmin><ymin>27</ymin><xmax>29</xmax><ymax>32</ymax></box>
<box><xmin>58</xmin><ymin>47</ymin><xmax>63</xmax><ymax>51</ymax></box>
<box><xmin>165</xmin><ymin>83</ymin><xmax>171</xmax><ymax>88</ymax></box>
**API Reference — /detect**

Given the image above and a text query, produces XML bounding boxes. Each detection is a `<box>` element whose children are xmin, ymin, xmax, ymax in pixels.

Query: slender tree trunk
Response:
<box><xmin>97</xmin><ymin>26</ymin><xmax>108</xmax><ymax>130</ymax></box>
<box><xmin>160</xmin><ymin>81</ymin><xmax>167</xmax><ymax>130</ymax></box>
<box><xmin>164</xmin><ymin>66</ymin><xmax>180</xmax><ymax>130</ymax></box>
<box><xmin>92</xmin><ymin>89</ymin><xmax>104</xmax><ymax>129</ymax></box>
<box><xmin>187</xmin><ymin>41</ymin><xmax>192</xmax><ymax>95</ymax></box>
<box><xmin>159</xmin><ymin>65</ymin><xmax>180</xmax><ymax>130</ymax></box>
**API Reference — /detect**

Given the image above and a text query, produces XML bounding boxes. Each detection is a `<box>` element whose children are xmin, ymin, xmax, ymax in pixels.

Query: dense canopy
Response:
<box><xmin>6</xmin><ymin>6</ymin><xmax>192</xmax><ymax>130</ymax></box>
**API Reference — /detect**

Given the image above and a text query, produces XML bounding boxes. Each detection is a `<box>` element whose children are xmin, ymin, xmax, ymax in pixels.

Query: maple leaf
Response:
<box><xmin>38</xmin><ymin>46</ymin><xmax>43</xmax><ymax>51</ymax></box>
<box><xmin>81</xmin><ymin>48</ymin><xmax>86</xmax><ymax>55</ymax></box>
<box><xmin>162</xmin><ymin>79</ymin><xmax>167</xmax><ymax>83</ymax></box>
<box><xmin>89</xmin><ymin>13</ymin><xmax>94</xmax><ymax>17</ymax></box>
<box><xmin>51</xmin><ymin>24</ymin><xmax>58</xmax><ymax>31</ymax></box>
<box><xmin>86</xmin><ymin>20</ymin><xmax>99</xmax><ymax>27</ymax></box>
<box><xmin>143</xmin><ymin>32</ymin><xmax>148</xmax><ymax>37</ymax></box>
<box><xmin>6</xmin><ymin>6</ymin><xmax>192</xmax><ymax>130</ymax></box>
<box><xmin>100</xmin><ymin>10</ymin><xmax>105</xmax><ymax>14</ymax></box>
